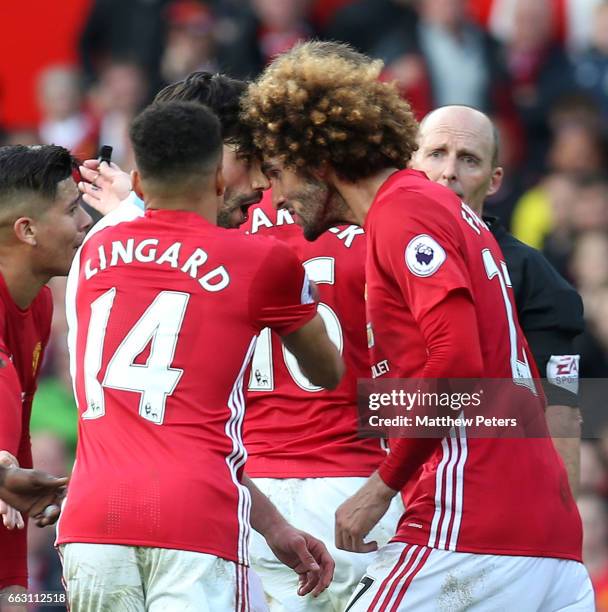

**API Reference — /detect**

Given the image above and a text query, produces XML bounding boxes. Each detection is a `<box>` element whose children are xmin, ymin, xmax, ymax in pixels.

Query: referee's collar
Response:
<box><xmin>482</xmin><ymin>214</ymin><xmax>505</xmax><ymax>236</ymax></box>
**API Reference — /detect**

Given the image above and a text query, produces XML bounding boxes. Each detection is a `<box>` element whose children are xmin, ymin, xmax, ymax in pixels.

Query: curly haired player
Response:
<box><xmin>241</xmin><ymin>41</ymin><xmax>593</xmax><ymax>611</ymax></box>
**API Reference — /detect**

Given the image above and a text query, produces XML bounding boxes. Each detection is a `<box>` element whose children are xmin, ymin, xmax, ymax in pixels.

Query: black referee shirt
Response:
<box><xmin>485</xmin><ymin>217</ymin><xmax>584</xmax><ymax>407</ymax></box>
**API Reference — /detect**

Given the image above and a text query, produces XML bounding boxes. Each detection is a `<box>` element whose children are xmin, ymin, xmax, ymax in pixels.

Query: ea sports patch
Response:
<box><xmin>405</xmin><ymin>234</ymin><xmax>446</xmax><ymax>277</ymax></box>
<box><xmin>546</xmin><ymin>355</ymin><xmax>580</xmax><ymax>394</ymax></box>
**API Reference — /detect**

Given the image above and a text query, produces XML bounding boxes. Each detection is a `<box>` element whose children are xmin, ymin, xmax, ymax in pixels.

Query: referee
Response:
<box><xmin>412</xmin><ymin>105</ymin><xmax>584</xmax><ymax>496</ymax></box>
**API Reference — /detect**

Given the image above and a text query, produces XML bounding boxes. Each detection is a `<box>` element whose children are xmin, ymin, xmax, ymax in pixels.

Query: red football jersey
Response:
<box><xmin>241</xmin><ymin>195</ymin><xmax>386</xmax><ymax>477</ymax></box>
<box><xmin>365</xmin><ymin>170</ymin><xmax>582</xmax><ymax>561</ymax></box>
<box><xmin>0</xmin><ymin>273</ymin><xmax>52</xmax><ymax>588</ymax></box>
<box><xmin>57</xmin><ymin>207</ymin><xmax>316</xmax><ymax>564</ymax></box>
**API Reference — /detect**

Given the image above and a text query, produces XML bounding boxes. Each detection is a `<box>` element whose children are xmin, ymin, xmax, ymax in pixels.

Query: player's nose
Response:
<box><xmin>272</xmin><ymin>189</ymin><xmax>286</xmax><ymax>210</ymax></box>
<box><xmin>79</xmin><ymin>206</ymin><xmax>93</xmax><ymax>233</ymax></box>
<box><xmin>250</xmin><ymin>166</ymin><xmax>270</xmax><ymax>192</ymax></box>
<box><xmin>251</xmin><ymin>174</ymin><xmax>270</xmax><ymax>192</ymax></box>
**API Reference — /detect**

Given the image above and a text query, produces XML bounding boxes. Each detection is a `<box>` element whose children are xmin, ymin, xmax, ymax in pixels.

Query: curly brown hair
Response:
<box><xmin>240</xmin><ymin>41</ymin><xmax>419</xmax><ymax>182</ymax></box>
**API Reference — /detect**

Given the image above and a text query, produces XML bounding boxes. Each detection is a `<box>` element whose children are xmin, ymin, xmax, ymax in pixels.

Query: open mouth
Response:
<box><xmin>239</xmin><ymin>192</ymin><xmax>264</xmax><ymax>218</ymax></box>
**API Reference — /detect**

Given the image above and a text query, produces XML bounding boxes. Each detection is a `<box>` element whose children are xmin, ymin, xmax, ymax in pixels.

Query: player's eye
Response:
<box><xmin>429</xmin><ymin>150</ymin><xmax>443</xmax><ymax>159</ymax></box>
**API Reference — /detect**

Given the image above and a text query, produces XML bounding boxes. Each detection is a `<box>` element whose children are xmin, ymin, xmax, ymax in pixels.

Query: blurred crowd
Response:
<box><xmin>3</xmin><ymin>0</ymin><xmax>608</xmax><ymax>608</ymax></box>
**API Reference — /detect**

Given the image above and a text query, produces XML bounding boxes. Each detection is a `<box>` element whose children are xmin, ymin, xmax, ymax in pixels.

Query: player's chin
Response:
<box><xmin>226</xmin><ymin>209</ymin><xmax>247</xmax><ymax>229</ymax></box>
<box><xmin>50</xmin><ymin>257</ymin><xmax>74</xmax><ymax>278</ymax></box>
<box><xmin>302</xmin><ymin>222</ymin><xmax>324</xmax><ymax>242</ymax></box>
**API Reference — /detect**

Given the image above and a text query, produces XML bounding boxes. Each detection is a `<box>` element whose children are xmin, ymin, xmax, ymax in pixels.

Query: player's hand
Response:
<box><xmin>0</xmin><ymin>498</ymin><xmax>24</xmax><ymax>530</ymax></box>
<box><xmin>79</xmin><ymin>159</ymin><xmax>132</xmax><ymax>215</ymax></box>
<box><xmin>0</xmin><ymin>451</ymin><xmax>24</xmax><ymax>529</ymax></box>
<box><xmin>335</xmin><ymin>471</ymin><xmax>396</xmax><ymax>553</ymax></box>
<box><xmin>264</xmin><ymin>523</ymin><xmax>334</xmax><ymax>597</ymax></box>
<box><xmin>0</xmin><ymin>464</ymin><xmax>68</xmax><ymax>527</ymax></box>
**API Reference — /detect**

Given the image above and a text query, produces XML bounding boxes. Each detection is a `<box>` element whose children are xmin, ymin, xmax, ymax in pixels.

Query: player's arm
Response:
<box><xmin>527</xmin><ymin>328</ymin><xmax>582</xmax><ymax>498</ymax></box>
<box><xmin>251</xmin><ymin>242</ymin><xmax>344</xmax><ymax>390</ymax></box>
<box><xmin>516</xmin><ymin>253</ymin><xmax>584</xmax><ymax>498</ymax></box>
<box><xmin>546</xmin><ymin>404</ymin><xmax>581</xmax><ymax>498</ymax></box>
<box><xmin>335</xmin><ymin>290</ymin><xmax>484</xmax><ymax>552</ymax></box>
<box><xmin>0</xmin><ymin>355</ymin><xmax>22</xmax><ymax>459</ymax></box>
<box><xmin>0</xmin><ymin>354</ymin><xmax>31</xmax><ymax>529</ymax></box>
<box><xmin>243</xmin><ymin>475</ymin><xmax>334</xmax><ymax>597</ymax></box>
<box><xmin>281</xmin><ymin>313</ymin><xmax>344</xmax><ymax>390</ymax></box>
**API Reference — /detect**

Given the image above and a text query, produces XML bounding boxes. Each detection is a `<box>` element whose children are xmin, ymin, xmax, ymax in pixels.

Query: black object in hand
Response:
<box><xmin>98</xmin><ymin>145</ymin><xmax>113</xmax><ymax>164</ymax></box>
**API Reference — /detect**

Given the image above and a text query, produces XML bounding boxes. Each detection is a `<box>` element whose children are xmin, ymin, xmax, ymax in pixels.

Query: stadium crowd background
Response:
<box><xmin>1</xmin><ymin>0</ymin><xmax>608</xmax><ymax>608</ymax></box>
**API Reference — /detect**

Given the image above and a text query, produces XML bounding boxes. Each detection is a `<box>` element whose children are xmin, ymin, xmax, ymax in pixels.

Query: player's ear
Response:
<box><xmin>311</xmin><ymin>161</ymin><xmax>330</xmax><ymax>182</ymax></box>
<box><xmin>131</xmin><ymin>170</ymin><xmax>144</xmax><ymax>200</ymax></box>
<box><xmin>215</xmin><ymin>164</ymin><xmax>225</xmax><ymax>198</ymax></box>
<box><xmin>486</xmin><ymin>166</ymin><xmax>504</xmax><ymax>197</ymax></box>
<box><xmin>13</xmin><ymin>217</ymin><xmax>37</xmax><ymax>246</ymax></box>
<box><xmin>408</xmin><ymin>144</ymin><xmax>422</xmax><ymax>168</ymax></box>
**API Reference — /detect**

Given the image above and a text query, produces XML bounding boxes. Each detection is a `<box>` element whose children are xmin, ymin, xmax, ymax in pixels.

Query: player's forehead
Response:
<box><xmin>262</xmin><ymin>157</ymin><xmax>300</xmax><ymax>181</ymax></box>
<box><xmin>57</xmin><ymin>176</ymin><xmax>80</xmax><ymax>200</ymax></box>
<box><xmin>261</xmin><ymin>157</ymin><xmax>284</xmax><ymax>173</ymax></box>
<box><xmin>53</xmin><ymin>176</ymin><xmax>79</xmax><ymax>206</ymax></box>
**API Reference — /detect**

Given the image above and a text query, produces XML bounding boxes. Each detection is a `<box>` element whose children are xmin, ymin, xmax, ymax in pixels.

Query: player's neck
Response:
<box><xmin>331</xmin><ymin>168</ymin><xmax>399</xmax><ymax>225</ymax></box>
<box><xmin>0</xmin><ymin>253</ymin><xmax>47</xmax><ymax>309</ymax></box>
<box><xmin>145</xmin><ymin>193</ymin><xmax>219</xmax><ymax>226</ymax></box>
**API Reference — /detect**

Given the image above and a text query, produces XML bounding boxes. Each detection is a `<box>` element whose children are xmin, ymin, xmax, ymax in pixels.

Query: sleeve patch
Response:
<box><xmin>300</xmin><ymin>272</ymin><xmax>314</xmax><ymax>304</ymax></box>
<box><xmin>405</xmin><ymin>234</ymin><xmax>446</xmax><ymax>277</ymax></box>
<box><xmin>546</xmin><ymin>355</ymin><xmax>580</xmax><ymax>395</ymax></box>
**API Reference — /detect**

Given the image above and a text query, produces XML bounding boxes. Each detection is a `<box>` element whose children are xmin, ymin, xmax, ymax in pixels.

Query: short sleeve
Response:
<box><xmin>38</xmin><ymin>286</ymin><xmax>54</xmax><ymax>348</ymax></box>
<box><xmin>0</xmin><ymin>300</ymin><xmax>21</xmax><ymax>455</ymax></box>
<box><xmin>0</xmin><ymin>355</ymin><xmax>23</xmax><ymax>456</ymax></box>
<box><xmin>372</xmin><ymin>194</ymin><xmax>472</xmax><ymax>321</ymax></box>
<box><xmin>0</xmin><ymin>300</ymin><xmax>7</xmax><ymax>355</ymax></box>
<box><xmin>527</xmin><ymin>330</ymin><xmax>580</xmax><ymax>406</ymax></box>
<box><xmin>249</xmin><ymin>240</ymin><xmax>317</xmax><ymax>336</ymax></box>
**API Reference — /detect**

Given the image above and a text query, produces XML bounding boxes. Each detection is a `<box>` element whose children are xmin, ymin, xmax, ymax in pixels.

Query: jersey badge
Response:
<box><xmin>405</xmin><ymin>234</ymin><xmax>446</xmax><ymax>277</ymax></box>
<box><xmin>301</xmin><ymin>273</ymin><xmax>315</xmax><ymax>304</ymax></box>
<box><xmin>32</xmin><ymin>341</ymin><xmax>42</xmax><ymax>376</ymax></box>
<box><xmin>367</xmin><ymin>322</ymin><xmax>375</xmax><ymax>349</ymax></box>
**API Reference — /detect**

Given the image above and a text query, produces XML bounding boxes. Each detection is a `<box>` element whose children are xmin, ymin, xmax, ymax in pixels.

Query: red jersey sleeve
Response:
<box><xmin>371</xmin><ymin>193</ymin><xmax>485</xmax><ymax>492</ymax></box>
<box><xmin>249</xmin><ymin>240</ymin><xmax>317</xmax><ymax>336</ymax></box>
<box><xmin>377</xmin><ymin>291</ymin><xmax>485</xmax><ymax>491</ymax></box>
<box><xmin>38</xmin><ymin>285</ymin><xmax>53</xmax><ymax>349</ymax></box>
<box><xmin>0</xmin><ymin>357</ymin><xmax>22</xmax><ymax>457</ymax></box>
<box><xmin>374</xmin><ymin>192</ymin><xmax>473</xmax><ymax>320</ymax></box>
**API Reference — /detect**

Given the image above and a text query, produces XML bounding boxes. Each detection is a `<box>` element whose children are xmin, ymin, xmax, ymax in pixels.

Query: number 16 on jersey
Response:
<box><xmin>249</xmin><ymin>256</ymin><xmax>344</xmax><ymax>393</ymax></box>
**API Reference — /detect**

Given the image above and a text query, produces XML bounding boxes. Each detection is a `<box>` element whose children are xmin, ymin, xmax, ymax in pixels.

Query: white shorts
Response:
<box><xmin>250</xmin><ymin>477</ymin><xmax>404</xmax><ymax>611</ymax></box>
<box><xmin>59</xmin><ymin>542</ymin><xmax>269</xmax><ymax>612</ymax></box>
<box><xmin>344</xmin><ymin>542</ymin><xmax>595</xmax><ymax>611</ymax></box>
